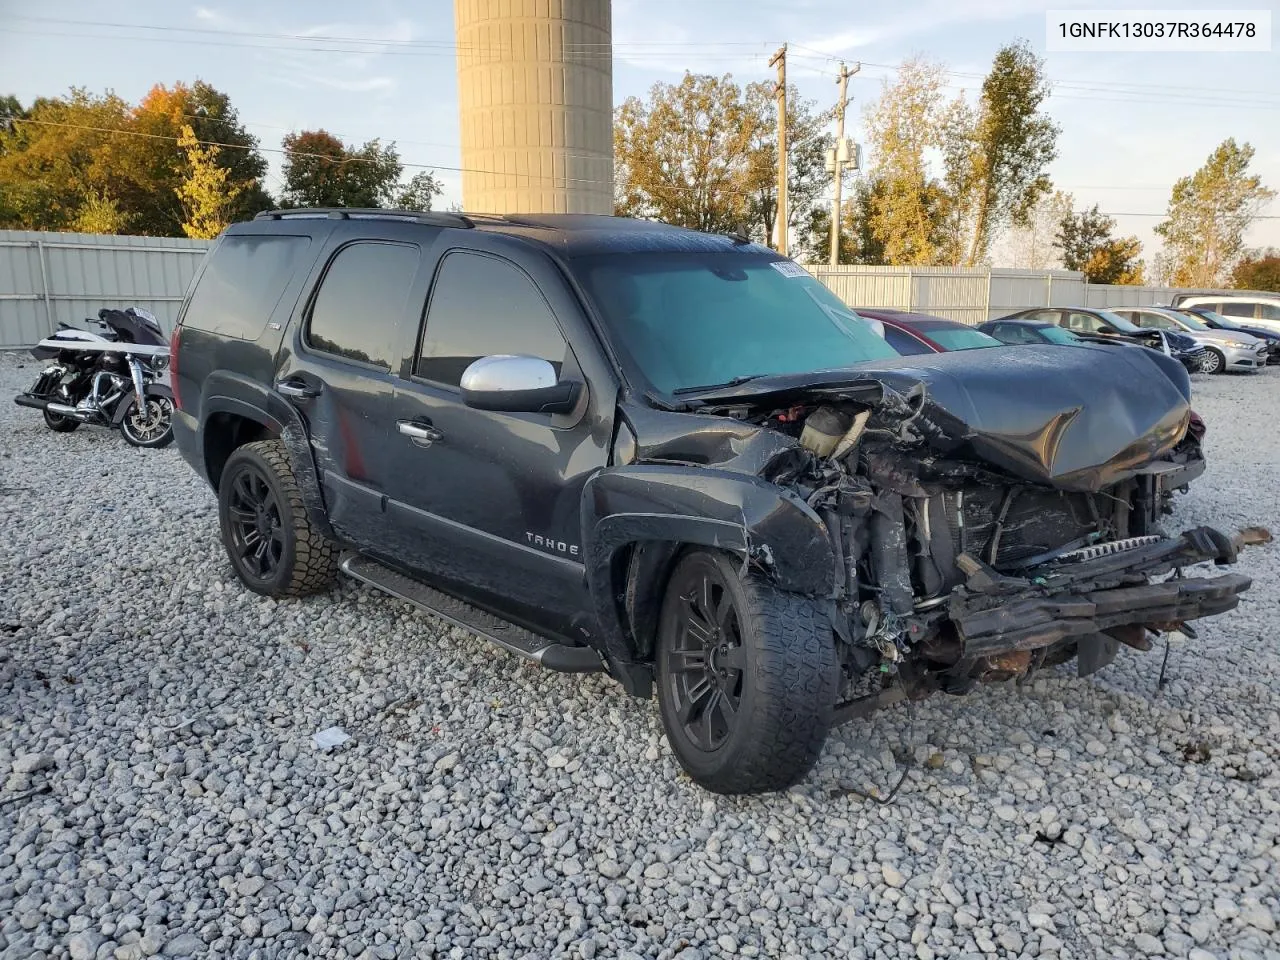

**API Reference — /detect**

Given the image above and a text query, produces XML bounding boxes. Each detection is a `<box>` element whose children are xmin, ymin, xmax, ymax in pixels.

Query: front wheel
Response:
<box><xmin>43</xmin><ymin>409</ymin><xmax>80</xmax><ymax>433</ymax></box>
<box><xmin>656</xmin><ymin>549</ymin><xmax>838</xmax><ymax>794</ymax></box>
<box><xmin>1200</xmin><ymin>349</ymin><xmax>1225</xmax><ymax>375</ymax></box>
<box><xmin>119</xmin><ymin>395</ymin><xmax>174</xmax><ymax>448</ymax></box>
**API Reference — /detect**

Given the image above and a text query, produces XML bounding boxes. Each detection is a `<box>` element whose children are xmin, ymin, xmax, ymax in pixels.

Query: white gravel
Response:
<box><xmin>1</xmin><ymin>350</ymin><xmax>1278</xmax><ymax>960</ymax></box>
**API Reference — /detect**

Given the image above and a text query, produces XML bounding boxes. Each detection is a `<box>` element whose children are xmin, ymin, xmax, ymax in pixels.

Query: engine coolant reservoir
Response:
<box><xmin>800</xmin><ymin>406</ymin><xmax>854</xmax><ymax>457</ymax></box>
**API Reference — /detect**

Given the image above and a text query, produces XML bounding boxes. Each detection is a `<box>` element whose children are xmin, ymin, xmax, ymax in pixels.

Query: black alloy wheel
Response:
<box><xmin>656</xmin><ymin>549</ymin><xmax>837</xmax><ymax>794</ymax></box>
<box><xmin>225</xmin><ymin>463</ymin><xmax>286</xmax><ymax>583</ymax></box>
<box><xmin>665</xmin><ymin>564</ymin><xmax>747</xmax><ymax>752</ymax></box>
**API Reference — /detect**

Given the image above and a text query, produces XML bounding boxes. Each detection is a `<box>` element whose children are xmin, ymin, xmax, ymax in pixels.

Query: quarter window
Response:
<box><xmin>416</xmin><ymin>251</ymin><xmax>567</xmax><ymax>385</ymax></box>
<box><xmin>307</xmin><ymin>242</ymin><xmax>420</xmax><ymax>369</ymax></box>
<box><xmin>1220</xmin><ymin>302</ymin><xmax>1256</xmax><ymax>318</ymax></box>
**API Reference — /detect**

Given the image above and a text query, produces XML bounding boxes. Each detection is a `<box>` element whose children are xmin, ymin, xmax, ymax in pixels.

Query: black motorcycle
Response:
<box><xmin>14</xmin><ymin>307</ymin><xmax>176</xmax><ymax>448</ymax></box>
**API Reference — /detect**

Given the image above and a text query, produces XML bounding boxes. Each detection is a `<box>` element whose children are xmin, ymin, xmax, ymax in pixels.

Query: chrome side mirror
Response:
<box><xmin>459</xmin><ymin>355</ymin><xmax>582</xmax><ymax>415</ymax></box>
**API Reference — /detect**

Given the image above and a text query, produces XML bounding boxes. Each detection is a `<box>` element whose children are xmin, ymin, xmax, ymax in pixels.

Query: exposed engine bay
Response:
<box><xmin>641</xmin><ymin>346</ymin><xmax>1259</xmax><ymax>721</ymax></box>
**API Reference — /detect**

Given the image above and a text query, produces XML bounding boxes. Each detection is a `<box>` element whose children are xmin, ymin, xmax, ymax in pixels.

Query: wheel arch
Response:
<box><xmin>581</xmin><ymin>466</ymin><xmax>837</xmax><ymax>696</ymax></box>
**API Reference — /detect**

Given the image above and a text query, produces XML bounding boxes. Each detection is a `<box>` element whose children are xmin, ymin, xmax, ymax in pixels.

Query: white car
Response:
<box><xmin>1172</xmin><ymin>294</ymin><xmax>1280</xmax><ymax>335</ymax></box>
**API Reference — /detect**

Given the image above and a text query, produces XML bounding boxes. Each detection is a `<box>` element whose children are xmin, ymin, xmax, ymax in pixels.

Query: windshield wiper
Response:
<box><xmin>672</xmin><ymin>374</ymin><xmax>769</xmax><ymax>396</ymax></box>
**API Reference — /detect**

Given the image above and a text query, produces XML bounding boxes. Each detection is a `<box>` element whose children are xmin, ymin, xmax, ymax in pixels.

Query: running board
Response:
<box><xmin>339</xmin><ymin>553</ymin><xmax>603</xmax><ymax>673</ymax></box>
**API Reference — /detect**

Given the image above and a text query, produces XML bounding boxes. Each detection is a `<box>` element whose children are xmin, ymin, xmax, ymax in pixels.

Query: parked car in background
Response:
<box><xmin>997</xmin><ymin>307</ymin><xmax>1208</xmax><ymax>374</ymax></box>
<box><xmin>1110</xmin><ymin>306</ymin><xmax>1266</xmax><ymax>374</ymax></box>
<box><xmin>978</xmin><ymin>318</ymin><xmax>1088</xmax><ymax>346</ymax></box>
<box><xmin>1170</xmin><ymin>294</ymin><xmax>1280</xmax><ymax>334</ymax></box>
<box><xmin>852</xmin><ymin>309</ymin><xmax>1003</xmax><ymax>355</ymax></box>
<box><xmin>1178</xmin><ymin>305</ymin><xmax>1280</xmax><ymax>363</ymax></box>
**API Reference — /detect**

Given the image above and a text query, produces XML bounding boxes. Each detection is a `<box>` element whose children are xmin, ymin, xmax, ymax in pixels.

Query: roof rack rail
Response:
<box><xmin>254</xmin><ymin>208</ymin><xmax>474</xmax><ymax>228</ymax></box>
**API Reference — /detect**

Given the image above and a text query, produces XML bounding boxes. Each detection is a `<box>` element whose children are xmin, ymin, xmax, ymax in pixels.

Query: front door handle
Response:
<box><xmin>277</xmin><ymin>379</ymin><xmax>321</xmax><ymax>400</ymax></box>
<box><xmin>397</xmin><ymin>419</ymin><xmax>444</xmax><ymax>444</ymax></box>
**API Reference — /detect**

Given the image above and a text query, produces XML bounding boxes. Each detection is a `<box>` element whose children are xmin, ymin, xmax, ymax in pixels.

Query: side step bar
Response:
<box><xmin>339</xmin><ymin>553</ymin><xmax>603</xmax><ymax>673</ymax></box>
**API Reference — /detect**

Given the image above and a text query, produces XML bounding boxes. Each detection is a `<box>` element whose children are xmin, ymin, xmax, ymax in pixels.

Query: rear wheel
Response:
<box><xmin>42</xmin><ymin>409</ymin><xmax>80</xmax><ymax>433</ymax></box>
<box><xmin>218</xmin><ymin>440</ymin><xmax>337</xmax><ymax>598</ymax></box>
<box><xmin>656</xmin><ymin>549</ymin><xmax>837</xmax><ymax>794</ymax></box>
<box><xmin>1200</xmin><ymin>348</ymin><xmax>1225</xmax><ymax>374</ymax></box>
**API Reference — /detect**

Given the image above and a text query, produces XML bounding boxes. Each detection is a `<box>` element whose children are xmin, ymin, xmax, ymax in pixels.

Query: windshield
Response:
<box><xmin>572</xmin><ymin>253</ymin><xmax>899</xmax><ymax>394</ymax></box>
<box><xmin>926</xmin><ymin>327</ymin><xmax>1002</xmax><ymax>351</ymax></box>
<box><xmin>1095</xmin><ymin>310</ymin><xmax>1142</xmax><ymax>333</ymax></box>
<box><xmin>1039</xmin><ymin>326</ymin><xmax>1080</xmax><ymax>345</ymax></box>
<box><xmin>1167</xmin><ymin>310</ymin><xmax>1209</xmax><ymax>331</ymax></box>
<box><xmin>1196</xmin><ymin>309</ymin><xmax>1243</xmax><ymax>330</ymax></box>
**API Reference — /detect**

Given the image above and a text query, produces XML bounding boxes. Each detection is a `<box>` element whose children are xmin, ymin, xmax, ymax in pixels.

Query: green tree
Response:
<box><xmin>395</xmin><ymin>170</ymin><xmax>444</xmax><ymax>211</ymax></box>
<box><xmin>958</xmin><ymin>40</ymin><xmax>1060</xmax><ymax>265</ymax></box>
<box><xmin>0</xmin><ymin>95</ymin><xmax>24</xmax><ymax>137</ymax></box>
<box><xmin>797</xmin><ymin>176</ymin><xmax>886</xmax><ymax>265</ymax></box>
<box><xmin>1155</xmin><ymin>139</ymin><xmax>1275</xmax><ymax>287</ymax></box>
<box><xmin>742</xmin><ymin>81</ymin><xmax>834</xmax><ymax>246</ymax></box>
<box><xmin>280</xmin><ymin>130</ymin><xmax>403</xmax><ymax>208</ymax></box>
<box><xmin>71</xmin><ymin>189</ymin><xmax>131</xmax><ymax>234</ymax></box>
<box><xmin>1232</xmin><ymin>250</ymin><xmax>1280</xmax><ymax>291</ymax></box>
<box><xmin>1056</xmin><ymin>203</ymin><xmax>1144</xmax><ymax>283</ymax></box>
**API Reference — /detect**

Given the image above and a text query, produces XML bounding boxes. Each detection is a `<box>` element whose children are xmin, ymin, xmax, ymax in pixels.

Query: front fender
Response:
<box><xmin>110</xmin><ymin>382</ymin><xmax>174</xmax><ymax>426</ymax></box>
<box><xmin>581</xmin><ymin>464</ymin><xmax>836</xmax><ymax>675</ymax></box>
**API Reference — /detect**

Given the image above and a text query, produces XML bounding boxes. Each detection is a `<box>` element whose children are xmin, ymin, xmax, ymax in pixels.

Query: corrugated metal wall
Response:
<box><xmin>809</xmin><ymin>266</ymin><xmax>1179</xmax><ymax>324</ymax></box>
<box><xmin>0</xmin><ymin>230</ymin><xmax>212</xmax><ymax>348</ymax></box>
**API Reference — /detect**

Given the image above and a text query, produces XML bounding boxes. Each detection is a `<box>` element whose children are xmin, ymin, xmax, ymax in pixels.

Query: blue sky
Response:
<box><xmin>1</xmin><ymin>0</ymin><xmax>1277</xmax><ymax>261</ymax></box>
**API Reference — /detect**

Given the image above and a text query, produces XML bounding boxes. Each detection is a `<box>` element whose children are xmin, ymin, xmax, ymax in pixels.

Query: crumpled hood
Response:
<box><xmin>690</xmin><ymin>342</ymin><xmax>1193</xmax><ymax>492</ymax></box>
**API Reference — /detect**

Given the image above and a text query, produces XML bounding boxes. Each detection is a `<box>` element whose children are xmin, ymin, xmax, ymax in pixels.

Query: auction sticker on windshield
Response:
<box><xmin>770</xmin><ymin>261</ymin><xmax>808</xmax><ymax>279</ymax></box>
<box><xmin>1048</xmin><ymin>9</ymin><xmax>1271</xmax><ymax>51</ymax></box>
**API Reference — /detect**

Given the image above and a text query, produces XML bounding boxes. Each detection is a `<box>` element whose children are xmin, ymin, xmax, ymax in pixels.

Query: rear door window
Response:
<box><xmin>882</xmin><ymin>325</ymin><xmax>932</xmax><ymax>355</ymax></box>
<box><xmin>306</xmin><ymin>241</ymin><xmax>421</xmax><ymax>369</ymax></box>
<box><xmin>1065</xmin><ymin>311</ymin><xmax>1103</xmax><ymax>332</ymax></box>
<box><xmin>182</xmin><ymin>234</ymin><xmax>312</xmax><ymax>340</ymax></box>
<box><xmin>416</xmin><ymin>250</ymin><xmax>568</xmax><ymax>386</ymax></box>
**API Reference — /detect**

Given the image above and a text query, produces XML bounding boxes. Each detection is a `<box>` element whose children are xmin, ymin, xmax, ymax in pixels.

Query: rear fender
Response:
<box><xmin>582</xmin><ymin>465</ymin><xmax>836</xmax><ymax>685</ymax></box>
<box><xmin>199</xmin><ymin>371</ymin><xmax>336</xmax><ymax>542</ymax></box>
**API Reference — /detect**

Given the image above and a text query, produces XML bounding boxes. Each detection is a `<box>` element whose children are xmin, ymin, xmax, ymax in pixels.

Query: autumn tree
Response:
<box><xmin>395</xmin><ymin>170</ymin><xmax>444</xmax><ymax>211</ymax></box>
<box><xmin>280</xmin><ymin>130</ymin><xmax>403</xmax><ymax>209</ymax></box>
<box><xmin>797</xmin><ymin>176</ymin><xmax>886</xmax><ymax>265</ymax></box>
<box><xmin>1232</xmin><ymin>250</ymin><xmax>1280</xmax><ymax>291</ymax></box>
<box><xmin>1155</xmin><ymin>139</ymin><xmax>1275</xmax><ymax>287</ymax></box>
<box><xmin>862</xmin><ymin>58</ymin><xmax>954</xmax><ymax>265</ymax></box>
<box><xmin>614</xmin><ymin>74</ymin><xmax>758</xmax><ymax>234</ymax></box>
<box><xmin>955</xmin><ymin>40</ymin><xmax>1059</xmax><ymax>265</ymax></box>
<box><xmin>174</xmin><ymin>124</ymin><xmax>238</xmax><ymax>238</ymax></box>
<box><xmin>0</xmin><ymin>83</ymin><xmax>269</xmax><ymax>235</ymax></box>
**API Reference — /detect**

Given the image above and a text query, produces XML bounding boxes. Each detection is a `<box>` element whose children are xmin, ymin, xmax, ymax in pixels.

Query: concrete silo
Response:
<box><xmin>454</xmin><ymin>0</ymin><xmax>614</xmax><ymax>214</ymax></box>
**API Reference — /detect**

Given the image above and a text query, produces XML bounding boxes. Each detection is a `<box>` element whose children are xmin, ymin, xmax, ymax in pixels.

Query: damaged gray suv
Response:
<box><xmin>171</xmin><ymin>210</ymin><xmax>1254</xmax><ymax>795</ymax></box>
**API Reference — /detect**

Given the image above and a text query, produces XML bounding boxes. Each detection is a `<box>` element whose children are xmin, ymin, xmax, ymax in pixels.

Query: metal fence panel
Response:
<box><xmin>0</xmin><ymin>230</ymin><xmax>212</xmax><ymax>347</ymax></box>
<box><xmin>810</xmin><ymin>265</ymin><xmax>1192</xmax><ymax>326</ymax></box>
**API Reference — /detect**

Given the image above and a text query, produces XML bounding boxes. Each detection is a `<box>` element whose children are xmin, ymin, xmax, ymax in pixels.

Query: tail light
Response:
<box><xmin>1189</xmin><ymin>410</ymin><xmax>1206</xmax><ymax>441</ymax></box>
<box><xmin>169</xmin><ymin>326</ymin><xmax>183</xmax><ymax>411</ymax></box>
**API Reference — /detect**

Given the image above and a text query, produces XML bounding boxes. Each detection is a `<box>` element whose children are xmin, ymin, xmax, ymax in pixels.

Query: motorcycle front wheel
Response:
<box><xmin>120</xmin><ymin>395</ymin><xmax>174</xmax><ymax>448</ymax></box>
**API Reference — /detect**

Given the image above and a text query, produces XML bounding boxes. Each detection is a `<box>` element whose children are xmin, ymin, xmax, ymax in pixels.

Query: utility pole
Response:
<box><xmin>830</xmin><ymin>61</ymin><xmax>860</xmax><ymax>266</ymax></box>
<box><xmin>769</xmin><ymin>44</ymin><xmax>788</xmax><ymax>255</ymax></box>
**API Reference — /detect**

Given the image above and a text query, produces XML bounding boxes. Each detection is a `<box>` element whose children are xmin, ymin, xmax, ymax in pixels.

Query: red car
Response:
<box><xmin>854</xmin><ymin>308</ymin><xmax>1003</xmax><ymax>355</ymax></box>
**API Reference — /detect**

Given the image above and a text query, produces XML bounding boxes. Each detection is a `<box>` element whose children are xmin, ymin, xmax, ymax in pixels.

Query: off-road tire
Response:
<box><xmin>43</xmin><ymin>409</ymin><xmax>79</xmax><ymax>432</ymax></box>
<box><xmin>218</xmin><ymin>439</ymin><xmax>337</xmax><ymax>598</ymax></box>
<box><xmin>656</xmin><ymin>549</ymin><xmax>838</xmax><ymax>794</ymax></box>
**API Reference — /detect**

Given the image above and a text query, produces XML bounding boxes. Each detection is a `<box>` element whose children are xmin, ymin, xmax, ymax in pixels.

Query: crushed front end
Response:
<box><xmin>682</xmin><ymin>345</ymin><xmax>1255</xmax><ymax>719</ymax></box>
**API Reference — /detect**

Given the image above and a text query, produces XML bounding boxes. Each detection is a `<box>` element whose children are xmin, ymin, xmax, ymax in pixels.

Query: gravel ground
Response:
<box><xmin>1</xmin><ymin>350</ymin><xmax>1277</xmax><ymax>960</ymax></box>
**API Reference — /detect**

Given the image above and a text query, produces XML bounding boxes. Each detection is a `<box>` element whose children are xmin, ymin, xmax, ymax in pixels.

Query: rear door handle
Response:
<box><xmin>277</xmin><ymin>379</ymin><xmax>321</xmax><ymax>400</ymax></box>
<box><xmin>397</xmin><ymin>419</ymin><xmax>443</xmax><ymax>444</ymax></box>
